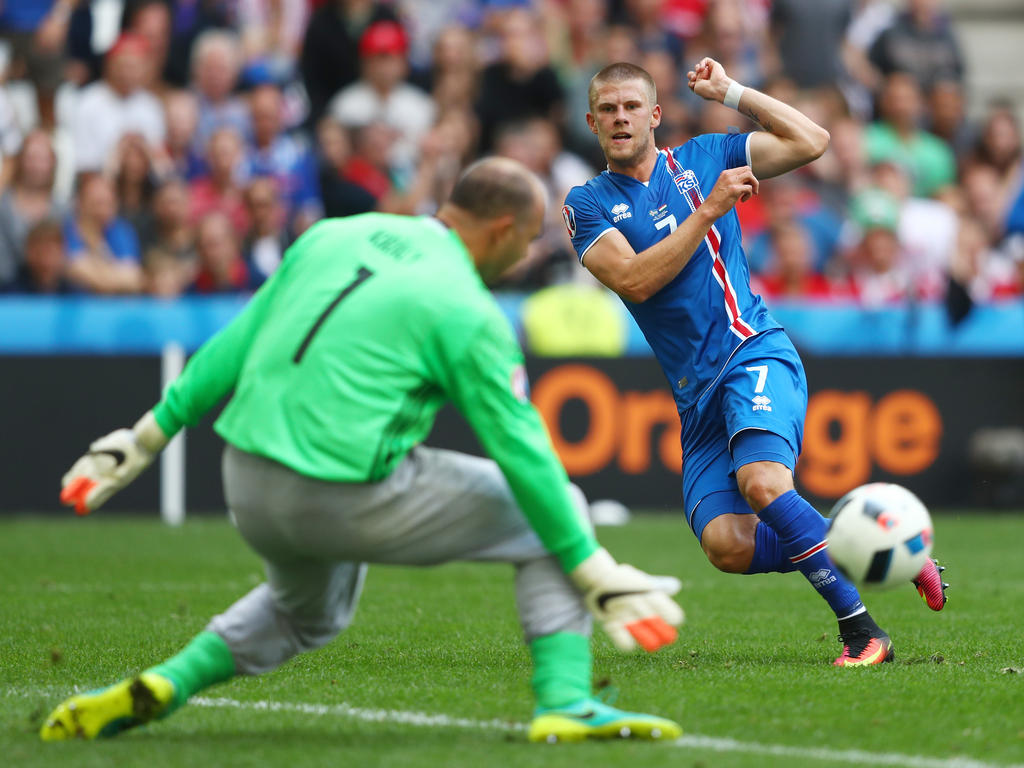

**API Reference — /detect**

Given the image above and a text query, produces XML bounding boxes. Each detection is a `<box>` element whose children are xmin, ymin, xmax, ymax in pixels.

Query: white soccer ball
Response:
<box><xmin>826</xmin><ymin>483</ymin><xmax>934</xmax><ymax>588</ymax></box>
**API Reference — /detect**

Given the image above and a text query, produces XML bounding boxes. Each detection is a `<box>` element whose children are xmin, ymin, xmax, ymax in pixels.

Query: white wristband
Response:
<box><xmin>133</xmin><ymin>410</ymin><xmax>170</xmax><ymax>454</ymax></box>
<box><xmin>569</xmin><ymin>547</ymin><xmax>616</xmax><ymax>590</ymax></box>
<box><xmin>723</xmin><ymin>81</ymin><xmax>745</xmax><ymax>111</ymax></box>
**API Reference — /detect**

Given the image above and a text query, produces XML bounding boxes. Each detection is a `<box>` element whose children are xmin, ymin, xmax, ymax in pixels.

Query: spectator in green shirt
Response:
<box><xmin>864</xmin><ymin>72</ymin><xmax>958</xmax><ymax>198</ymax></box>
<box><xmin>864</xmin><ymin>72</ymin><xmax>956</xmax><ymax>198</ymax></box>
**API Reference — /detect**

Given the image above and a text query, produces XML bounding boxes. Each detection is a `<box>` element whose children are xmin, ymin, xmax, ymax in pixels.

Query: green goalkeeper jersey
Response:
<box><xmin>151</xmin><ymin>214</ymin><xmax>597</xmax><ymax>572</ymax></box>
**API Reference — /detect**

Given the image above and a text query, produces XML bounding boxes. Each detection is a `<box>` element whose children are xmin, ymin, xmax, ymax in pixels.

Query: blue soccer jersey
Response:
<box><xmin>563</xmin><ymin>133</ymin><xmax>782</xmax><ymax>412</ymax></box>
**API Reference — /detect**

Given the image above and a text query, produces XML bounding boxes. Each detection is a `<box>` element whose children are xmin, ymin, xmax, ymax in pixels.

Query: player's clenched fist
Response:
<box><xmin>570</xmin><ymin>548</ymin><xmax>684</xmax><ymax>652</ymax></box>
<box><xmin>60</xmin><ymin>411</ymin><xmax>169</xmax><ymax>515</ymax></box>
<box><xmin>687</xmin><ymin>57</ymin><xmax>733</xmax><ymax>102</ymax></box>
<box><xmin>704</xmin><ymin>166</ymin><xmax>759</xmax><ymax>217</ymax></box>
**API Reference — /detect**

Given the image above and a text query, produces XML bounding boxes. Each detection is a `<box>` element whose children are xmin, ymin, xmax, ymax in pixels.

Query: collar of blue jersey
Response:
<box><xmin>604</xmin><ymin>149</ymin><xmax>683</xmax><ymax>187</ymax></box>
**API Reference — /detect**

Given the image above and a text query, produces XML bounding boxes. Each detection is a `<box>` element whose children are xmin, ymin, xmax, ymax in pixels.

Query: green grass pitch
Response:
<box><xmin>2</xmin><ymin>512</ymin><xmax>1023</xmax><ymax>768</ymax></box>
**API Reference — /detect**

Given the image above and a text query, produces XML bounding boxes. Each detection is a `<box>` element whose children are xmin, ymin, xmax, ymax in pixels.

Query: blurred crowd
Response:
<box><xmin>0</xmin><ymin>0</ymin><xmax>1022</xmax><ymax>316</ymax></box>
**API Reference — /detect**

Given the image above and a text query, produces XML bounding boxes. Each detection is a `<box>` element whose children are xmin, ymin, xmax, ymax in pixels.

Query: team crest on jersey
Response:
<box><xmin>649</xmin><ymin>204</ymin><xmax>669</xmax><ymax>221</ymax></box>
<box><xmin>611</xmin><ymin>202</ymin><xmax>632</xmax><ymax>223</ymax></box>
<box><xmin>561</xmin><ymin>205</ymin><xmax>576</xmax><ymax>238</ymax></box>
<box><xmin>672</xmin><ymin>169</ymin><xmax>699</xmax><ymax>195</ymax></box>
<box><xmin>510</xmin><ymin>364</ymin><xmax>530</xmax><ymax>404</ymax></box>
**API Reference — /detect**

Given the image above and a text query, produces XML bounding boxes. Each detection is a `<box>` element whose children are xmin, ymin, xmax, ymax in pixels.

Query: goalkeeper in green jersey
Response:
<box><xmin>41</xmin><ymin>158</ymin><xmax>684</xmax><ymax>744</ymax></box>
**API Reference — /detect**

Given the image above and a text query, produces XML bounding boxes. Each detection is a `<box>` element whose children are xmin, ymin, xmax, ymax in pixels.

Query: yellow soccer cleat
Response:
<box><xmin>40</xmin><ymin>672</ymin><xmax>176</xmax><ymax>741</ymax></box>
<box><xmin>528</xmin><ymin>697</ymin><xmax>682</xmax><ymax>743</ymax></box>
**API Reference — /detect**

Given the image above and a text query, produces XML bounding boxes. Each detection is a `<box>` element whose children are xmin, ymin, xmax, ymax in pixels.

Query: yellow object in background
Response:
<box><xmin>522</xmin><ymin>284</ymin><xmax>626</xmax><ymax>357</ymax></box>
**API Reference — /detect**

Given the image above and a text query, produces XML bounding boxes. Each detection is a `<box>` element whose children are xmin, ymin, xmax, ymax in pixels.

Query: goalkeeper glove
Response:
<box><xmin>60</xmin><ymin>411</ymin><xmax>170</xmax><ymax>515</ymax></box>
<box><xmin>570</xmin><ymin>548</ymin><xmax>684</xmax><ymax>652</ymax></box>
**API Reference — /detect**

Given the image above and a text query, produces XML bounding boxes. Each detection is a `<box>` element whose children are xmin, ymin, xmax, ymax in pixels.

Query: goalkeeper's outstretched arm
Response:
<box><xmin>60</xmin><ymin>267</ymin><xmax>287</xmax><ymax>515</ymax></box>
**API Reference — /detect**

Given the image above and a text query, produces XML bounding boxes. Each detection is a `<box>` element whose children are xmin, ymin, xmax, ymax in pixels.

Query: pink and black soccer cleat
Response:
<box><xmin>913</xmin><ymin>558</ymin><xmax>948</xmax><ymax>611</ymax></box>
<box><xmin>833</xmin><ymin>628</ymin><xmax>894</xmax><ymax>667</ymax></box>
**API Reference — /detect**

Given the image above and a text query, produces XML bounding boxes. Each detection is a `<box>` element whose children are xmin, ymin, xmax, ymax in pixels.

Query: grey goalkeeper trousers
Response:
<box><xmin>206</xmin><ymin>444</ymin><xmax>593</xmax><ymax>675</ymax></box>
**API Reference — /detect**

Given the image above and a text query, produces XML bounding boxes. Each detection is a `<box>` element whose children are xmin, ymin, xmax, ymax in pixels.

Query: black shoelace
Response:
<box><xmin>837</xmin><ymin>628</ymin><xmax>874</xmax><ymax>657</ymax></box>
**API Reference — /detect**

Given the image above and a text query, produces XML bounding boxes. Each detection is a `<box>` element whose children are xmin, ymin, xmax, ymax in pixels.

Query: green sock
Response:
<box><xmin>147</xmin><ymin>631</ymin><xmax>237</xmax><ymax>712</ymax></box>
<box><xmin>529</xmin><ymin>632</ymin><xmax>592</xmax><ymax>711</ymax></box>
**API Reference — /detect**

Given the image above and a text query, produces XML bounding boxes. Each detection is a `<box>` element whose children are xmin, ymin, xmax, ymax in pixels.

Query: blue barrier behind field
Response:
<box><xmin>0</xmin><ymin>295</ymin><xmax>1022</xmax><ymax>356</ymax></box>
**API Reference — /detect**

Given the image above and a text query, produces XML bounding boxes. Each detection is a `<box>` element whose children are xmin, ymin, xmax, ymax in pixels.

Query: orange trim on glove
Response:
<box><xmin>60</xmin><ymin>476</ymin><xmax>97</xmax><ymax>516</ymax></box>
<box><xmin>626</xmin><ymin>617</ymin><xmax>678</xmax><ymax>652</ymax></box>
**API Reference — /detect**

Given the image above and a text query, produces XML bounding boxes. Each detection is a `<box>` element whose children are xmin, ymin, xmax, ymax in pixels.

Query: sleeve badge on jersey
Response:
<box><xmin>561</xmin><ymin>205</ymin><xmax>576</xmax><ymax>238</ymax></box>
<box><xmin>510</xmin><ymin>364</ymin><xmax>530</xmax><ymax>404</ymax></box>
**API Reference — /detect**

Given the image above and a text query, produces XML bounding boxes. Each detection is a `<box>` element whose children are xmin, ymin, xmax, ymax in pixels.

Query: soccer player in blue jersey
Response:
<box><xmin>563</xmin><ymin>60</ymin><xmax>948</xmax><ymax>666</ymax></box>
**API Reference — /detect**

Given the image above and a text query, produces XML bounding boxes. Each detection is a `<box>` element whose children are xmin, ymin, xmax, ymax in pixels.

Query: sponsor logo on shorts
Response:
<box><xmin>752</xmin><ymin>394</ymin><xmax>772</xmax><ymax>412</ymax></box>
<box><xmin>561</xmin><ymin>205</ymin><xmax>576</xmax><ymax>238</ymax></box>
<box><xmin>611</xmin><ymin>202</ymin><xmax>632</xmax><ymax>223</ymax></box>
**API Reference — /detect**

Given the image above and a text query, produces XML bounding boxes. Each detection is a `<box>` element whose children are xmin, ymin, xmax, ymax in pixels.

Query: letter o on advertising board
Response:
<box><xmin>532</xmin><ymin>365</ymin><xmax>618</xmax><ymax>476</ymax></box>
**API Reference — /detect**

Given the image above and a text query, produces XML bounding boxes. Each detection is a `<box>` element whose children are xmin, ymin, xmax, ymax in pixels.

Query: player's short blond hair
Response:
<box><xmin>588</xmin><ymin>63</ymin><xmax>658</xmax><ymax>112</ymax></box>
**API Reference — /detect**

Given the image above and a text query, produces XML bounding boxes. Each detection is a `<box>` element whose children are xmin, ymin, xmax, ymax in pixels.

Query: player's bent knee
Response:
<box><xmin>736</xmin><ymin>463</ymin><xmax>793</xmax><ymax>512</ymax></box>
<box><xmin>703</xmin><ymin>541</ymin><xmax>755</xmax><ymax>573</ymax></box>
<box><xmin>288</xmin><ymin>603</ymin><xmax>359</xmax><ymax>654</ymax></box>
<box><xmin>291</xmin><ymin>614</ymin><xmax>349</xmax><ymax>653</ymax></box>
<box><xmin>700</xmin><ymin>523</ymin><xmax>756</xmax><ymax>574</ymax></box>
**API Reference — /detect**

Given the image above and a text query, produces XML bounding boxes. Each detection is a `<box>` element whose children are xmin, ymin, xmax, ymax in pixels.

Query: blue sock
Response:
<box><xmin>757</xmin><ymin>490</ymin><xmax>864</xmax><ymax>619</ymax></box>
<box><xmin>745</xmin><ymin>521</ymin><xmax>798</xmax><ymax>574</ymax></box>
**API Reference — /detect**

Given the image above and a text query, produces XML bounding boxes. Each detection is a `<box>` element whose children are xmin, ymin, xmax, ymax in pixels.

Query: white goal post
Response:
<box><xmin>160</xmin><ymin>342</ymin><xmax>186</xmax><ymax>526</ymax></box>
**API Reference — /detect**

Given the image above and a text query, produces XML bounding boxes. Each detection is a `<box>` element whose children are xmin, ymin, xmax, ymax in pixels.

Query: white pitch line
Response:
<box><xmin>675</xmin><ymin>735</ymin><xmax>1021</xmax><ymax>768</ymax></box>
<box><xmin>1</xmin><ymin>581</ymin><xmax>256</xmax><ymax>594</ymax></box>
<box><xmin>190</xmin><ymin>696</ymin><xmax>1023</xmax><ymax>768</ymax></box>
<box><xmin>7</xmin><ymin>688</ymin><xmax>1019</xmax><ymax>768</ymax></box>
<box><xmin>191</xmin><ymin>696</ymin><xmax>525</xmax><ymax>733</ymax></box>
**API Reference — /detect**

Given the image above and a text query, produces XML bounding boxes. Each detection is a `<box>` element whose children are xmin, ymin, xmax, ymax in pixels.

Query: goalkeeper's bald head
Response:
<box><xmin>438</xmin><ymin>157</ymin><xmax>548</xmax><ymax>284</ymax></box>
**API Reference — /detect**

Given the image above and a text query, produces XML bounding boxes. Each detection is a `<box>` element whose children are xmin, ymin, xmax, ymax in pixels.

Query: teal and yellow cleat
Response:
<box><xmin>528</xmin><ymin>697</ymin><xmax>682</xmax><ymax>743</ymax></box>
<box><xmin>39</xmin><ymin>672</ymin><xmax>176</xmax><ymax>741</ymax></box>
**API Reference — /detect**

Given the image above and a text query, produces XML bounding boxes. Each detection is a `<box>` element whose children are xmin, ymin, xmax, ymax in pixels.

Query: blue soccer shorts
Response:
<box><xmin>679</xmin><ymin>329</ymin><xmax>808</xmax><ymax>540</ymax></box>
